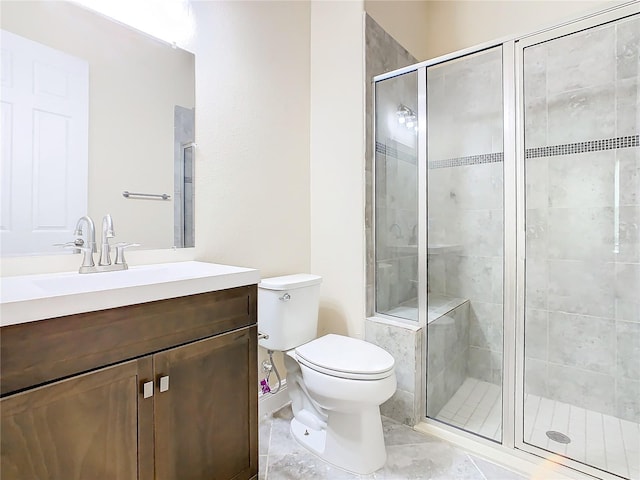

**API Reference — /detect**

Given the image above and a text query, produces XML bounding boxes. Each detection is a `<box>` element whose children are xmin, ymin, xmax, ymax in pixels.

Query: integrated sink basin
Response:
<box><xmin>0</xmin><ymin>261</ymin><xmax>260</xmax><ymax>326</ymax></box>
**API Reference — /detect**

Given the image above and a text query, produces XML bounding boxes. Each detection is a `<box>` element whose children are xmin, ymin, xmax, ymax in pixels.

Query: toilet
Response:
<box><xmin>258</xmin><ymin>274</ymin><xmax>397</xmax><ymax>474</ymax></box>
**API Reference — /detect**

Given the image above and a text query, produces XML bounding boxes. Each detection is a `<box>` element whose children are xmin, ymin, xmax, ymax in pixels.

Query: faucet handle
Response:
<box><xmin>54</xmin><ymin>239</ymin><xmax>84</xmax><ymax>248</ymax></box>
<box><xmin>54</xmin><ymin>239</ymin><xmax>85</xmax><ymax>253</ymax></box>
<box><xmin>113</xmin><ymin>242</ymin><xmax>140</xmax><ymax>266</ymax></box>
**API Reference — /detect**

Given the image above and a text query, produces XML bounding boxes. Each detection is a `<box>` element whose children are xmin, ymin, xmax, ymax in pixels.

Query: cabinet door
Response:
<box><xmin>154</xmin><ymin>326</ymin><xmax>258</xmax><ymax>480</ymax></box>
<box><xmin>0</xmin><ymin>360</ymin><xmax>140</xmax><ymax>480</ymax></box>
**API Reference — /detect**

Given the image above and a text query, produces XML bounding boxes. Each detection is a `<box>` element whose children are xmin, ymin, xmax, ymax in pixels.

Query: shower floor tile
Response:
<box><xmin>434</xmin><ymin>378</ymin><xmax>640</xmax><ymax>479</ymax></box>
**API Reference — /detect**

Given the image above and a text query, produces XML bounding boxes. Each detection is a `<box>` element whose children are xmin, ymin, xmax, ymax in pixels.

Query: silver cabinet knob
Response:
<box><xmin>142</xmin><ymin>381</ymin><xmax>154</xmax><ymax>399</ymax></box>
<box><xmin>159</xmin><ymin>375</ymin><xmax>170</xmax><ymax>393</ymax></box>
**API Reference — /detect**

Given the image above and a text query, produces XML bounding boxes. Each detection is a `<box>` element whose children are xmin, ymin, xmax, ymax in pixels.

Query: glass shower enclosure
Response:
<box><xmin>373</xmin><ymin>4</ymin><xmax>639</xmax><ymax>479</ymax></box>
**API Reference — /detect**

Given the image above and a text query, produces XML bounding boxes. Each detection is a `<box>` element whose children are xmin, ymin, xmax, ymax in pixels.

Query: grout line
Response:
<box><xmin>264</xmin><ymin>420</ymin><xmax>273</xmax><ymax>480</ymax></box>
<box><xmin>467</xmin><ymin>453</ymin><xmax>490</xmax><ymax>480</ymax></box>
<box><xmin>601</xmin><ymin>412</ymin><xmax>608</xmax><ymax>472</ymax></box>
<box><xmin>617</xmin><ymin>416</ymin><xmax>630</xmax><ymax>479</ymax></box>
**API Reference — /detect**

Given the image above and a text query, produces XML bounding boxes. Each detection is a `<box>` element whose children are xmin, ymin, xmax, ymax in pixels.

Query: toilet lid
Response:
<box><xmin>295</xmin><ymin>334</ymin><xmax>395</xmax><ymax>380</ymax></box>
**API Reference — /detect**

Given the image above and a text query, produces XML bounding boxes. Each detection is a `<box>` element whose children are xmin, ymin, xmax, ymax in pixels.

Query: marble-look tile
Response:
<box><xmin>615</xmin><ymin>262</ymin><xmax>640</xmax><ymax>323</ymax></box>
<box><xmin>381</xmin><ymin>388</ymin><xmax>416</xmax><ymax>427</ymax></box>
<box><xmin>454</xmin><ymin>209</ymin><xmax>503</xmax><ymax>258</ymax></box>
<box><xmin>426</xmin><ymin>371</ymin><xmax>448</xmax><ymax>419</ymax></box>
<box><xmin>616</xmin><ymin>78</ymin><xmax>639</xmax><ymax>137</ymax></box>
<box><xmin>615</xmin><ymin>378</ymin><xmax>640</xmax><ymax>423</ymax></box>
<box><xmin>548</xmin><ymin>151</ymin><xmax>615</xmax><ymax>209</ymax></box>
<box><xmin>524</xmin><ymin>308</ymin><xmax>548</xmax><ymax>362</ymax></box>
<box><xmin>382</xmin><ymin>443</ymin><xmax>494</xmax><ymax>480</ymax></box>
<box><xmin>524</xmin><ymin>258</ymin><xmax>548</xmax><ymax>310</ymax></box>
<box><xmin>467</xmin><ymin>346</ymin><xmax>494</xmax><ymax>384</ymax></box>
<box><xmin>547</xmin><ymin>363</ymin><xmax>616</xmax><ymax>417</ymax></box>
<box><xmin>468</xmin><ymin>301</ymin><xmax>503</xmax><ymax>352</ymax></box>
<box><xmin>618</xmin><ymin>206</ymin><xmax>640</xmax><ymax>263</ymax></box>
<box><xmin>381</xmin><ymin>416</ymin><xmax>433</xmax><ymax>447</ymax></box>
<box><xmin>525</xmin><ymin>157</ymin><xmax>549</xmax><ymax>210</ymax></box>
<box><xmin>524</xmin><ymin>96</ymin><xmax>548</xmax><ymax>149</ymax></box>
<box><xmin>398</xmin><ymin>255</ymin><xmax>419</xmax><ymax>305</ymax></box>
<box><xmin>468</xmin><ymin>455</ymin><xmax>528</xmax><ymax>480</ymax></box>
<box><xmin>267</xmin><ymin>451</ymin><xmax>362</xmax><ymax>480</ymax></box>
<box><xmin>267</xmin><ymin>408</ymin><xmax>306</xmax><ymax>458</ymax></box>
<box><xmin>616</xmin><ymin>320</ymin><xmax>640</xmax><ymax>380</ymax></box>
<box><xmin>547</xmin><ymin>259</ymin><xmax>615</xmax><ymax>318</ymax></box>
<box><xmin>525</xmin><ymin>208</ymin><xmax>548</xmax><ymax>259</ymax></box>
<box><xmin>259</xmin><ymin>455</ymin><xmax>267</xmax><ymax>480</ymax></box>
<box><xmin>449</xmin><ymin>163</ymin><xmax>503</xmax><ymax>211</ymax></box>
<box><xmin>259</xmin><ymin>415</ymin><xmax>272</xmax><ymax>455</ymax></box>
<box><xmin>427</xmin><ymin>254</ymin><xmax>446</xmax><ymax>295</ymax></box>
<box><xmin>546</xmin><ymin>22</ymin><xmax>615</xmax><ymax>94</ymax></box>
<box><xmin>548</xmin><ymin>312</ymin><xmax>616</xmax><ymax>376</ymax></box>
<box><xmin>546</xmin><ymin>207</ymin><xmax>614</xmax><ymax>262</ymax></box>
<box><xmin>616</xmin><ymin>15</ymin><xmax>640</xmax><ymax>81</ymax></box>
<box><xmin>523</xmin><ymin>42</ymin><xmax>547</xmax><ymax>102</ymax></box>
<box><xmin>547</xmin><ymin>85</ymin><xmax>616</xmax><ymax>145</ymax></box>
<box><xmin>618</xmin><ymin>148</ymin><xmax>639</xmax><ymax>207</ymax></box>
<box><xmin>524</xmin><ymin>357</ymin><xmax>548</xmax><ymax>398</ymax></box>
<box><xmin>445</xmin><ymin>255</ymin><xmax>498</xmax><ymax>304</ymax></box>
<box><xmin>261</xmin><ymin>405</ymin><xmax>531</xmax><ymax>480</ymax></box>
<box><xmin>365</xmin><ymin>320</ymin><xmax>418</xmax><ymax>394</ymax></box>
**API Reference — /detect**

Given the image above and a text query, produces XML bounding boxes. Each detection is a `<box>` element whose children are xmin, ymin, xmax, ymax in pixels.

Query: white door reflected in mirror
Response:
<box><xmin>0</xmin><ymin>30</ymin><xmax>88</xmax><ymax>256</ymax></box>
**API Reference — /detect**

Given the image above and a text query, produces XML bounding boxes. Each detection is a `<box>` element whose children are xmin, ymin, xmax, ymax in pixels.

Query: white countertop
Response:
<box><xmin>0</xmin><ymin>261</ymin><xmax>260</xmax><ymax>327</ymax></box>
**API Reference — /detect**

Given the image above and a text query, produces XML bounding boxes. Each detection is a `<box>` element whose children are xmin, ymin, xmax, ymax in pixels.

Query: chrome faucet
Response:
<box><xmin>99</xmin><ymin>214</ymin><xmax>115</xmax><ymax>266</ymax></box>
<box><xmin>58</xmin><ymin>214</ymin><xmax>138</xmax><ymax>273</ymax></box>
<box><xmin>73</xmin><ymin>216</ymin><xmax>97</xmax><ymax>270</ymax></box>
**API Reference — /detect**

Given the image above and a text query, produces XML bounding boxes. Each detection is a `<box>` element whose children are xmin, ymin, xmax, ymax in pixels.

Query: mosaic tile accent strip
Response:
<box><xmin>376</xmin><ymin>134</ymin><xmax>639</xmax><ymax>168</ymax></box>
<box><xmin>375</xmin><ymin>140</ymin><xmax>417</xmax><ymax>165</ymax></box>
<box><xmin>429</xmin><ymin>152</ymin><xmax>503</xmax><ymax>169</ymax></box>
<box><xmin>525</xmin><ymin>134</ymin><xmax>639</xmax><ymax>159</ymax></box>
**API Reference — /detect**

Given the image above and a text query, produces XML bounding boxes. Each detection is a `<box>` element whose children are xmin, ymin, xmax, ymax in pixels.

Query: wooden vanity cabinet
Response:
<box><xmin>0</xmin><ymin>285</ymin><xmax>258</xmax><ymax>480</ymax></box>
<box><xmin>1</xmin><ymin>360</ymin><xmax>141</xmax><ymax>479</ymax></box>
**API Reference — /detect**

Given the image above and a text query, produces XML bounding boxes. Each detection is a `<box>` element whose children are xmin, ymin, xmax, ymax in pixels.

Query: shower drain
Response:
<box><xmin>546</xmin><ymin>431</ymin><xmax>571</xmax><ymax>444</ymax></box>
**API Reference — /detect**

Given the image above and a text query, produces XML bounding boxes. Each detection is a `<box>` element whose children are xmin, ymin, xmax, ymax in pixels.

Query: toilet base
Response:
<box><xmin>290</xmin><ymin>407</ymin><xmax>387</xmax><ymax>475</ymax></box>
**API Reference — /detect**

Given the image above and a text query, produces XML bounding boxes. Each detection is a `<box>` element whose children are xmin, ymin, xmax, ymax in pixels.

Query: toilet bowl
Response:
<box><xmin>285</xmin><ymin>334</ymin><xmax>396</xmax><ymax>474</ymax></box>
<box><xmin>258</xmin><ymin>274</ymin><xmax>397</xmax><ymax>474</ymax></box>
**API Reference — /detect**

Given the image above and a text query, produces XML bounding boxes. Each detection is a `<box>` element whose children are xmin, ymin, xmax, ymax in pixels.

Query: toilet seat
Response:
<box><xmin>295</xmin><ymin>334</ymin><xmax>395</xmax><ymax>380</ymax></box>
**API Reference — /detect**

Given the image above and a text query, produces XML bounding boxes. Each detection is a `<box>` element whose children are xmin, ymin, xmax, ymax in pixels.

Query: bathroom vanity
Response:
<box><xmin>0</xmin><ymin>262</ymin><xmax>259</xmax><ymax>480</ymax></box>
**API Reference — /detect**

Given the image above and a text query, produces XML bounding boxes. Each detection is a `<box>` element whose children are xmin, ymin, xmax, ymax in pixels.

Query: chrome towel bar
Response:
<box><xmin>122</xmin><ymin>191</ymin><xmax>171</xmax><ymax>200</ymax></box>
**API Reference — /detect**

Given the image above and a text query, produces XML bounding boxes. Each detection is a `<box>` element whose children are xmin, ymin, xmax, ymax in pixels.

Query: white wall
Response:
<box><xmin>188</xmin><ymin>0</ymin><xmax>311</xmax><ymax>381</ymax></box>
<box><xmin>310</xmin><ymin>1</ymin><xmax>366</xmax><ymax>338</ymax></box>
<box><xmin>189</xmin><ymin>0</ymin><xmax>311</xmax><ymax>277</ymax></box>
<box><xmin>425</xmin><ymin>0</ymin><xmax>623</xmax><ymax>59</ymax></box>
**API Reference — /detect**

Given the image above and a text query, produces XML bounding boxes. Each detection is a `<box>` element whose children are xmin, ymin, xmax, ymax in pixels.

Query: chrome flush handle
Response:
<box><xmin>279</xmin><ymin>293</ymin><xmax>291</xmax><ymax>301</ymax></box>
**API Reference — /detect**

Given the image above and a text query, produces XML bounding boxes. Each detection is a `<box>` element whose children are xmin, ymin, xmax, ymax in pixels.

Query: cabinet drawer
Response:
<box><xmin>0</xmin><ymin>285</ymin><xmax>257</xmax><ymax>396</ymax></box>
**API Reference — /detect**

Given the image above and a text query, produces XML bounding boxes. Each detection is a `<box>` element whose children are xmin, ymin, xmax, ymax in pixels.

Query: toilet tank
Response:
<box><xmin>258</xmin><ymin>274</ymin><xmax>322</xmax><ymax>351</ymax></box>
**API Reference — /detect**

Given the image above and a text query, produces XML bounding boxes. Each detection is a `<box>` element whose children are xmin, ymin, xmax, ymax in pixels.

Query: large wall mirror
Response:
<box><xmin>0</xmin><ymin>0</ymin><xmax>195</xmax><ymax>256</ymax></box>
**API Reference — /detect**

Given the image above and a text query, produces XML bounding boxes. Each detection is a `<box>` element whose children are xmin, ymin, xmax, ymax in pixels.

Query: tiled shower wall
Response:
<box><xmin>523</xmin><ymin>16</ymin><xmax>640</xmax><ymax>423</ymax></box>
<box><xmin>426</xmin><ymin>301</ymin><xmax>470</xmax><ymax>418</ymax></box>
<box><xmin>364</xmin><ymin>15</ymin><xmax>420</xmax><ymax>426</ymax></box>
<box><xmin>427</xmin><ymin>48</ymin><xmax>505</xmax><ymax>387</ymax></box>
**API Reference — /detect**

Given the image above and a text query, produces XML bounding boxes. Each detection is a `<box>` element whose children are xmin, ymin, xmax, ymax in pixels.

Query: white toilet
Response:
<box><xmin>258</xmin><ymin>274</ymin><xmax>397</xmax><ymax>475</ymax></box>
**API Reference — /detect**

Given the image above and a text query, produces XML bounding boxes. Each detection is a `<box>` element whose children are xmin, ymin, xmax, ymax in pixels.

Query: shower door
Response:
<box><xmin>425</xmin><ymin>47</ymin><xmax>505</xmax><ymax>442</ymax></box>
<box><xmin>519</xmin><ymin>9</ymin><xmax>640</xmax><ymax>479</ymax></box>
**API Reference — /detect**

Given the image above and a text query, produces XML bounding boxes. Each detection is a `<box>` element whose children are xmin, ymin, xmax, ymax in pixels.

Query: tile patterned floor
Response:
<box><xmin>259</xmin><ymin>405</ymin><xmax>527</xmax><ymax>480</ymax></box>
<box><xmin>435</xmin><ymin>378</ymin><xmax>640</xmax><ymax>480</ymax></box>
